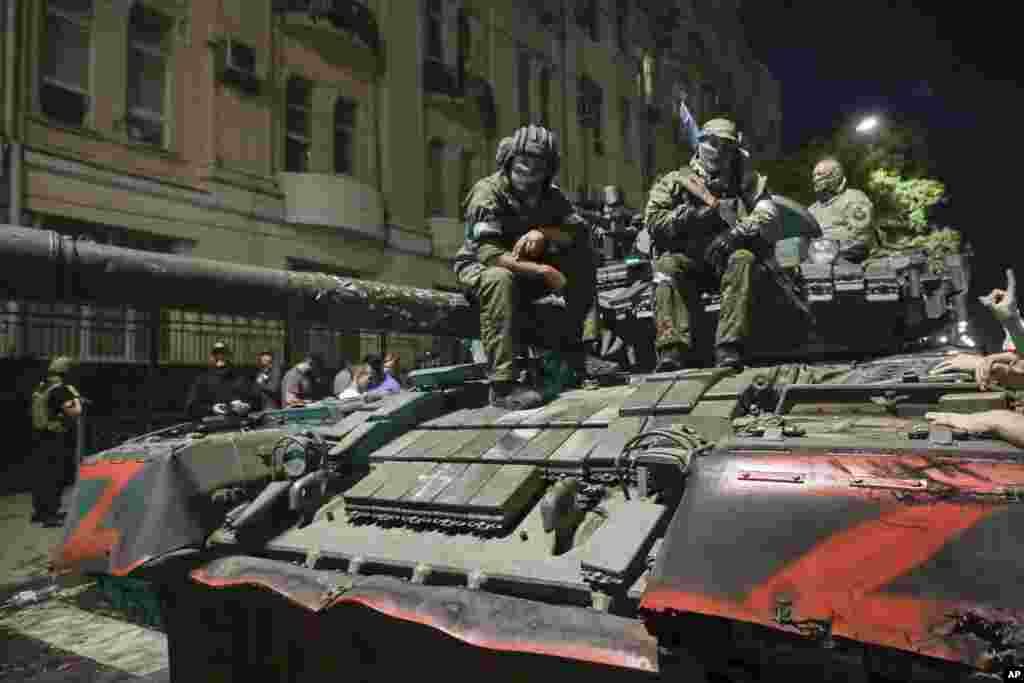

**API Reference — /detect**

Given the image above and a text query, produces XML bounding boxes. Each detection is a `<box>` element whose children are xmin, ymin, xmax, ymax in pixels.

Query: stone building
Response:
<box><xmin>0</xmin><ymin>0</ymin><xmax>781</xmax><ymax>368</ymax></box>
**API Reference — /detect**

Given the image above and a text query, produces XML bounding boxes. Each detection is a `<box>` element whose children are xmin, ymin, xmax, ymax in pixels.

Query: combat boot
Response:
<box><xmin>565</xmin><ymin>350</ymin><xmax>624</xmax><ymax>387</ymax></box>
<box><xmin>714</xmin><ymin>343</ymin><xmax>744</xmax><ymax>371</ymax></box>
<box><xmin>655</xmin><ymin>345</ymin><xmax>687</xmax><ymax>373</ymax></box>
<box><xmin>489</xmin><ymin>381</ymin><xmax>545</xmax><ymax>410</ymax></box>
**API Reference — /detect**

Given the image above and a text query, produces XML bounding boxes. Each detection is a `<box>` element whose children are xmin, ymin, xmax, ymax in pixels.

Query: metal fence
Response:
<box><xmin>0</xmin><ymin>300</ymin><xmax>471</xmax><ymax>370</ymax></box>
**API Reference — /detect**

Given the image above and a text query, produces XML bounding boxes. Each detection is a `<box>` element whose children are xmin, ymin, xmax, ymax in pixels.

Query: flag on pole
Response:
<box><xmin>678</xmin><ymin>96</ymin><xmax>700</xmax><ymax>150</ymax></box>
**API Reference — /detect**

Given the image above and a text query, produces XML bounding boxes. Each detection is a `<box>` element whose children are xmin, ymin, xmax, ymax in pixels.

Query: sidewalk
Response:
<box><xmin>0</xmin><ymin>489</ymin><xmax>84</xmax><ymax>600</ymax></box>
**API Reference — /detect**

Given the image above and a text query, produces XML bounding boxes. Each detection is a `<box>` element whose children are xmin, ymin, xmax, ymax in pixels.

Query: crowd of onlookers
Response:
<box><xmin>185</xmin><ymin>344</ymin><xmax>411</xmax><ymax>420</ymax></box>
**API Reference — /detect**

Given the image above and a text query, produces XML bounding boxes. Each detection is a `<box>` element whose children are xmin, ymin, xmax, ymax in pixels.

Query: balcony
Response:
<box><xmin>273</xmin><ymin>0</ymin><xmax>380</xmax><ymax>53</ymax></box>
<box><xmin>277</xmin><ymin>172</ymin><xmax>386</xmax><ymax>241</ymax></box>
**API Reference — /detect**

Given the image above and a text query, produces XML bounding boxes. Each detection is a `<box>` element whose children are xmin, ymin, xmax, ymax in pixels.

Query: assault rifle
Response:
<box><xmin>676</xmin><ymin>173</ymin><xmax>816</xmax><ymax>325</ymax></box>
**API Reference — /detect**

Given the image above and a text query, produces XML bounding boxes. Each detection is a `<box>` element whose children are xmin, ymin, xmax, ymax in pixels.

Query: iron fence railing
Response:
<box><xmin>0</xmin><ymin>300</ymin><xmax>471</xmax><ymax>369</ymax></box>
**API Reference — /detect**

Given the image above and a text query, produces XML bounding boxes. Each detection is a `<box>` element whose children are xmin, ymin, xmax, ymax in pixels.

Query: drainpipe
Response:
<box><xmin>6</xmin><ymin>0</ymin><xmax>22</xmax><ymax>226</ymax></box>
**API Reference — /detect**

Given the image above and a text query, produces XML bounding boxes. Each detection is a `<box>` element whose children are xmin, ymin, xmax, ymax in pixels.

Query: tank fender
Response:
<box><xmin>190</xmin><ymin>555</ymin><xmax>660</xmax><ymax>673</ymax></box>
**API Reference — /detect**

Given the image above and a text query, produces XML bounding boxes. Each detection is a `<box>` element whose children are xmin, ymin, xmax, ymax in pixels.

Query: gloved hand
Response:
<box><xmin>212</xmin><ymin>403</ymin><xmax>229</xmax><ymax>416</ymax></box>
<box><xmin>229</xmin><ymin>400</ymin><xmax>251</xmax><ymax>415</ymax></box>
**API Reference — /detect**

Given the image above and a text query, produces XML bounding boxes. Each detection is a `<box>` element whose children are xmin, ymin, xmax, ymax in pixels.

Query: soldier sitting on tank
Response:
<box><xmin>807</xmin><ymin>158</ymin><xmax>877</xmax><ymax>264</ymax></box>
<box><xmin>453</xmin><ymin>124</ymin><xmax>608</xmax><ymax>410</ymax></box>
<box><xmin>644</xmin><ymin>118</ymin><xmax>781</xmax><ymax>372</ymax></box>
<box><xmin>592</xmin><ymin>186</ymin><xmax>639</xmax><ymax>261</ymax></box>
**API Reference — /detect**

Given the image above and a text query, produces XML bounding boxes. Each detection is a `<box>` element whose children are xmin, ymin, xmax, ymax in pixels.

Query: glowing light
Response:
<box><xmin>856</xmin><ymin>116</ymin><xmax>880</xmax><ymax>133</ymax></box>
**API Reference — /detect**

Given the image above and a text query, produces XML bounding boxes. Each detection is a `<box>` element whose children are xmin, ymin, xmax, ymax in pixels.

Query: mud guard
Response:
<box><xmin>190</xmin><ymin>555</ymin><xmax>660</xmax><ymax>673</ymax></box>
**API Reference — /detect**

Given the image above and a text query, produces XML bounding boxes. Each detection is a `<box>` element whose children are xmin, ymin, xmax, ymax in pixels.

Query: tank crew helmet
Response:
<box><xmin>495</xmin><ymin>136</ymin><xmax>515</xmax><ymax>170</ymax></box>
<box><xmin>812</xmin><ymin>157</ymin><xmax>847</xmax><ymax>200</ymax></box>
<box><xmin>603</xmin><ymin>185</ymin><xmax>624</xmax><ymax>207</ymax></box>
<box><xmin>696</xmin><ymin>118</ymin><xmax>741</xmax><ymax>174</ymax></box>
<box><xmin>505</xmin><ymin>124</ymin><xmax>560</xmax><ymax>176</ymax></box>
<box><xmin>48</xmin><ymin>356</ymin><xmax>76</xmax><ymax>375</ymax></box>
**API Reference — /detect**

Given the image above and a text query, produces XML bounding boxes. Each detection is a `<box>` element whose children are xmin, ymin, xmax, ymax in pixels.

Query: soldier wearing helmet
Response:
<box><xmin>453</xmin><ymin>124</ymin><xmax>615</xmax><ymax>409</ymax></box>
<box><xmin>644</xmin><ymin>118</ymin><xmax>781</xmax><ymax>371</ymax></box>
<box><xmin>30</xmin><ymin>356</ymin><xmax>83</xmax><ymax>526</ymax></box>
<box><xmin>807</xmin><ymin>158</ymin><xmax>877</xmax><ymax>264</ymax></box>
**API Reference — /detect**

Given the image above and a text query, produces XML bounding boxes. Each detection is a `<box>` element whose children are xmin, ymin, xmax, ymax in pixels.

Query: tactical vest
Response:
<box><xmin>31</xmin><ymin>379</ymin><xmax>79</xmax><ymax>433</ymax></box>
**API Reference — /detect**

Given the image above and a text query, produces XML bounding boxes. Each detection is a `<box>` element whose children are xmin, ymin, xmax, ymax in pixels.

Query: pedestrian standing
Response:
<box><xmin>254</xmin><ymin>350</ymin><xmax>283</xmax><ymax>411</ymax></box>
<box><xmin>30</xmin><ymin>356</ymin><xmax>82</xmax><ymax>527</ymax></box>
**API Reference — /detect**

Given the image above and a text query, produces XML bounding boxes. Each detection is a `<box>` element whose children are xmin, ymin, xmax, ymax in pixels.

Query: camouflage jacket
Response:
<box><xmin>644</xmin><ymin>160</ymin><xmax>775</xmax><ymax>260</ymax></box>
<box><xmin>453</xmin><ymin>172</ymin><xmax>588</xmax><ymax>275</ymax></box>
<box><xmin>808</xmin><ymin>187</ymin><xmax>876</xmax><ymax>262</ymax></box>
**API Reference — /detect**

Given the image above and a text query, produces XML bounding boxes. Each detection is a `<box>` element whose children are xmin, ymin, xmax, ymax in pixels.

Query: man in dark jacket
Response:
<box><xmin>185</xmin><ymin>342</ymin><xmax>255</xmax><ymax>419</ymax></box>
<box><xmin>254</xmin><ymin>350</ymin><xmax>283</xmax><ymax>411</ymax></box>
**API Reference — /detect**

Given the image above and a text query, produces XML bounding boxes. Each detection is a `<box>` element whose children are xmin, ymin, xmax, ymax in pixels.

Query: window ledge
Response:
<box><xmin>27</xmin><ymin>113</ymin><xmax>183</xmax><ymax>164</ymax></box>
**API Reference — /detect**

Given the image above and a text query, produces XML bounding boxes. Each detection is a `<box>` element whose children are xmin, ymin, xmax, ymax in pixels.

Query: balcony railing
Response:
<box><xmin>272</xmin><ymin>0</ymin><xmax>380</xmax><ymax>53</ymax></box>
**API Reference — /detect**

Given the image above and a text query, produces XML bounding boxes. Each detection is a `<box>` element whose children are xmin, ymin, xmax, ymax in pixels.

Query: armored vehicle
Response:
<box><xmin>2</xmin><ymin>223</ymin><xmax>1018</xmax><ymax>682</ymax></box>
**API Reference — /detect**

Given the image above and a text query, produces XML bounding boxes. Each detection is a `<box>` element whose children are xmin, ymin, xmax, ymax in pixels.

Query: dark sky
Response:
<box><xmin>739</xmin><ymin>1</ymin><xmax>1022</xmax><ymax>349</ymax></box>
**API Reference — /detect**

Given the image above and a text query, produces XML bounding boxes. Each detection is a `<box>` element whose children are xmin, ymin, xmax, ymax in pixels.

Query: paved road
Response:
<box><xmin>1</xmin><ymin>491</ymin><xmax>169</xmax><ymax>682</ymax></box>
<box><xmin>1</xmin><ymin>582</ymin><xmax>169</xmax><ymax>682</ymax></box>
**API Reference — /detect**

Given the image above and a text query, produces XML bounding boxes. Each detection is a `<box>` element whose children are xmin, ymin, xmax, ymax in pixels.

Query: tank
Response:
<box><xmin>2</xmin><ymin>223</ymin><xmax>1017</xmax><ymax>682</ymax></box>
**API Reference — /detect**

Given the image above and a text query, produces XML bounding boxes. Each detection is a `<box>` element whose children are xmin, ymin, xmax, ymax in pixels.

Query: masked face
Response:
<box><xmin>508</xmin><ymin>153</ymin><xmax>550</xmax><ymax>196</ymax></box>
<box><xmin>813</xmin><ymin>162</ymin><xmax>845</xmax><ymax>201</ymax></box>
<box><xmin>697</xmin><ymin>136</ymin><xmax>737</xmax><ymax>175</ymax></box>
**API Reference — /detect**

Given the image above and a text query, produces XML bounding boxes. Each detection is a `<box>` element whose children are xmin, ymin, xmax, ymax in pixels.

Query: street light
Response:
<box><xmin>855</xmin><ymin>116</ymin><xmax>880</xmax><ymax>134</ymax></box>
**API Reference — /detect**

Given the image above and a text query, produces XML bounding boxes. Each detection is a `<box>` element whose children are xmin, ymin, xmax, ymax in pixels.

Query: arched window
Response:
<box><xmin>284</xmin><ymin>76</ymin><xmax>311</xmax><ymax>172</ymax></box>
<box><xmin>427</xmin><ymin>139</ymin><xmax>445</xmax><ymax>217</ymax></box>
<box><xmin>334</xmin><ymin>97</ymin><xmax>357</xmax><ymax>175</ymax></box>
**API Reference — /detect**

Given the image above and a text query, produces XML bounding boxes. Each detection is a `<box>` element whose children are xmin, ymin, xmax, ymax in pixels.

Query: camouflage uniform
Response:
<box><xmin>644</xmin><ymin>121</ymin><xmax>778</xmax><ymax>365</ymax></box>
<box><xmin>453</xmin><ymin>171</ymin><xmax>596</xmax><ymax>382</ymax></box>
<box><xmin>808</xmin><ymin>160</ymin><xmax>877</xmax><ymax>263</ymax></box>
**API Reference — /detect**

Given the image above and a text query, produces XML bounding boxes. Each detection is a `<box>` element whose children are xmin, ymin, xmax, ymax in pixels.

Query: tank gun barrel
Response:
<box><xmin>0</xmin><ymin>225</ymin><xmax>478</xmax><ymax>337</ymax></box>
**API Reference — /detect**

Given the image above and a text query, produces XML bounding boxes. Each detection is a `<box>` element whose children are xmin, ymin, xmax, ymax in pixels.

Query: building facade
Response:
<box><xmin>0</xmin><ymin>0</ymin><xmax>781</xmax><ymax>368</ymax></box>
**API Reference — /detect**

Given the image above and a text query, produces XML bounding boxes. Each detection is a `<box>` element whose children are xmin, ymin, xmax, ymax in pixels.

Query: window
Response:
<box><xmin>285</xmin><ymin>77</ymin><xmax>311</xmax><ymax>172</ymax></box>
<box><xmin>517</xmin><ymin>50</ymin><xmax>530</xmax><ymax>124</ymax></box>
<box><xmin>427</xmin><ymin>139</ymin><xmax>445</xmax><ymax>217</ymax></box>
<box><xmin>40</xmin><ymin>0</ymin><xmax>93</xmax><ymax>126</ymax></box>
<box><xmin>575</xmin><ymin>0</ymin><xmax>598</xmax><ymax>42</ymax></box>
<box><xmin>621</xmin><ymin>97</ymin><xmax>632</xmax><ymax>162</ymax></box>
<box><xmin>593</xmin><ymin>83</ymin><xmax>604</xmax><ymax>156</ymax></box>
<box><xmin>538</xmin><ymin>67</ymin><xmax>551</xmax><ymax>127</ymax></box>
<box><xmin>125</xmin><ymin>4</ymin><xmax>171</xmax><ymax>146</ymax></box>
<box><xmin>334</xmin><ymin>97</ymin><xmax>357</xmax><ymax>175</ymax></box>
<box><xmin>615</xmin><ymin>0</ymin><xmax>629</xmax><ymax>52</ymax></box>
<box><xmin>425</xmin><ymin>0</ymin><xmax>443</xmax><ymax>63</ymax></box>
<box><xmin>689</xmin><ymin>32</ymin><xmax>706</xmax><ymax>61</ymax></box>
<box><xmin>701</xmin><ymin>84</ymin><xmax>717</xmax><ymax>115</ymax></box>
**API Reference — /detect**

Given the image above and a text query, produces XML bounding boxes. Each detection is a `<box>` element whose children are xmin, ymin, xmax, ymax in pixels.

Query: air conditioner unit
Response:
<box><xmin>219</xmin><ymin>38</ymin><xmax>260</xmax><ymax>94</ymax></box>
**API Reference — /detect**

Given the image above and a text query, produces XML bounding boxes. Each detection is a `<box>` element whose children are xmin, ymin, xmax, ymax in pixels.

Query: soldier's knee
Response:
<box><xmin>728</xmin><ymin>249</ymin><xmax>756</xmax><ymax>266</ymax></box>
<box><xmin>479</xmin><ymin>266</ymin><xmax>516</xmax><ymax>292</ymax></box>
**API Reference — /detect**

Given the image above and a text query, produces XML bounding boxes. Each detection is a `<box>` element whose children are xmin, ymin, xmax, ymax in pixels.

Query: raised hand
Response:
<box><xmin>979</xmin><ymin>268</ymin><xmax>1018</xmax><ymax>322</ymax></box>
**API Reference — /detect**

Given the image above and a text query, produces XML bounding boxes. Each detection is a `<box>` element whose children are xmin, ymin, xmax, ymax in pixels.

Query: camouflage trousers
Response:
<box><xmin>653</xmin><ymin>249</ymin><xmax>755</xmax><ymax>351</ymax></box>
<box><xmin>457</xmin><ymin>247</ymin><xmax>597</xmax><ymax>382</ymax></box>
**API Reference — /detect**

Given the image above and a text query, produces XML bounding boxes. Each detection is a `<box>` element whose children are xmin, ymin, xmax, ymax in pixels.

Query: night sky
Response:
<box><xmin>740</xmin><ymin>1</ymin><xmax>1022</xmax><ymax>349</ymax></box>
